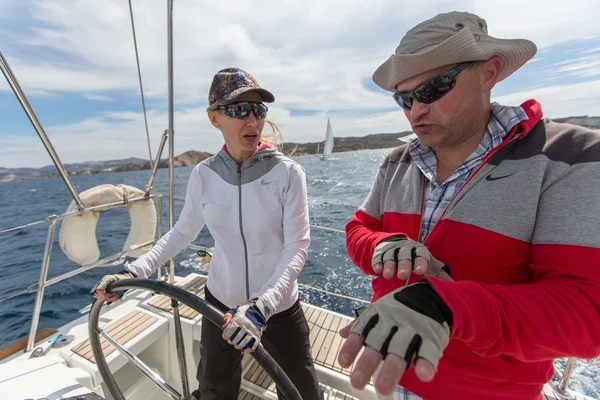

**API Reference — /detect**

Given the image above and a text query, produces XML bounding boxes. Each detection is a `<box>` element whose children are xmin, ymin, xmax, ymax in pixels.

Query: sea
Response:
<box><xmin>0</xmin><ymin>149</ymin><xmax>597</xmax><ymax>397</ymax></box>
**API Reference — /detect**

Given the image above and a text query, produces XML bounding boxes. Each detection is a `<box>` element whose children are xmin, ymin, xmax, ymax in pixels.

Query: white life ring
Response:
<box><xmin>59</xmin><ymin>184</ymin><xmax>157</xmax><ymax>265</ymax></box>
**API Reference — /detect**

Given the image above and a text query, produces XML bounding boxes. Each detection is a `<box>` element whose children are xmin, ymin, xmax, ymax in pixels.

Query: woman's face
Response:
<box><xmin>209</xmin><ymin>91</ymin><xmax>266</xmax><ymax>155</ymax></box>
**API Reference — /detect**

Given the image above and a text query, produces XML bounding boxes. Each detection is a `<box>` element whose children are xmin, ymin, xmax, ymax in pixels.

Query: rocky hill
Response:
<box><xmin>0</xmin><ymin>151</ymin><xmax>213</xmax><ymax>182</ymax></box>
<box><xmin>552</xmin><ymin>116</ymin><xmax>600</xmax><ymax>129</ymax></box>
<box><xmin>114</xmin><ymin>150</ymin><xmax>213</xmax><ymax>172</ymax></box>
<box><xmin>0</xmin><ymin>157</ymin><xmax>147</xmax><ymax>182</ymax></box>
<box><xmin>282</xmin><ymin>132</ymin><xmax>413</xmax><ymax>155</ymax></box>
<box><xmin>282</xmin><ymin>115</ymin><xmax>600</xmax><ymax>156</ymax></box>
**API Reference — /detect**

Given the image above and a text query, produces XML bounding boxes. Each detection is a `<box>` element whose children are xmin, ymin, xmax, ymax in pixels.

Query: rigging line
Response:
<box><xmin>0</xmin><ymin>275</ymin><xmax>371</xmax><ymax>306</ymax></box>
<box><xmin>128</xmin><ymin>0</ymin><xmax>154</xmax><ymax>173</ymax></box>
<box><xmin>298</xmin><ymin>283</ymin><xmax>370</xmax><ymax>304</ymax></box>
<box><xmin>0</xmin><ymin>216</ymin><xmax>55</xmax><ymax>235</ymax></box>
<box><xmin>0</xmin><ymin>285</ymin><xmax>37</xmax><ymax>304</ymax></box>
<box><xmin>310</xmin><ymin>224</ymin><xmax>345</xmax><ymax>234</ymax></box>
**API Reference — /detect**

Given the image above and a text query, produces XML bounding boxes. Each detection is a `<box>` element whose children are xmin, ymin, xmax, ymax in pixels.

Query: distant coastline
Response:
<box><xmin>2</xmin><ymin>115</ymin><xmax>599</xmax><ymax>183</ymax></box>
<box><xmin>0</xmin><ymin>132</ymin><xmax>413</xmax><ymax>182</ymax></box>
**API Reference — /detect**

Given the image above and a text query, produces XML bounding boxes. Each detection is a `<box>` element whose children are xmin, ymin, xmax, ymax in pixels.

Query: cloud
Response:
<box><xmin>546</xmin><ymin>54</ymin><xmax>600</xmax><ymax>79</ymax></box>
<box><xmin>2</xmin><ymin>0</ymin><xmax>600</xmax><ymax>106</ymax></box>
<box><xmin>468</xmin><ymin>1</ymin><xmax>600</xmax><ymax>48</ymax></box>
<box><xmin>583</xmin><ymin>46</ymin><xmax>600</xmax><ymax>54</ymax></box>
<box><xmin>83</xmin><ymin>94</ymin><xmax>115</xmax><ymax>102</ymax></box>
<box><xmin>493</xmin><ymin>79</ymin><xmax>600</xmax><ymax>118</ymax></box>
<box><xmin>1</xmin><ymin>0</ymin><xmax>600</xmax><ymax>167</ymax></box>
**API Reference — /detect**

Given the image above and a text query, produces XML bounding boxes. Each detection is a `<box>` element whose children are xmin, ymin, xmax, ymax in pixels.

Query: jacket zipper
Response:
<box><xmin>237</xmin><ymin>166</ymin><xmax>251</xmax><ymax>301</ymax></box>
<box><xmin>418</xmin><ymin>177</ymin><xmax>427</xmax><ymax>241</ymax></box>
<box><xmin>424</xmin><ymin>125</ymin><xmax>524</xmax><ymax>244</ymax></box>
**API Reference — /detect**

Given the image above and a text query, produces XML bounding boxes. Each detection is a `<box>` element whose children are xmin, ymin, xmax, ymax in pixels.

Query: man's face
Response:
<box><xmin>395</xmin><ymin>62</ymin><xmax>487</xmax><ymax>150</ymax></box>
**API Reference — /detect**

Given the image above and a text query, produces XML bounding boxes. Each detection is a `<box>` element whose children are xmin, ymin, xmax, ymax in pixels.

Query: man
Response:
<box><xmin>338</xmin><ymin>11</ymin><xmax>600</xmax><ymax>400</ymax></box>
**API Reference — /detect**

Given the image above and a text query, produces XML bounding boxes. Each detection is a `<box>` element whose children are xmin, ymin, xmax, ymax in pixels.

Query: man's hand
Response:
<box><xmin>372</xmin><ymin>236</ymin><xmax>450</xmax><ymax>282</ymax></box>
<box><xmin>90</xmin><ymin>270</ymin><xmax>135</xmax><ymax>303</ymax></box>
<box><xmin>222</xmin><ymin>299</ymin><xmax>269</xmax><ymax>352</ymax></box>
<box><xmin>337</xmin><ymin>283</ymin><xmax>452</xmax><ymax>396</ymax></box>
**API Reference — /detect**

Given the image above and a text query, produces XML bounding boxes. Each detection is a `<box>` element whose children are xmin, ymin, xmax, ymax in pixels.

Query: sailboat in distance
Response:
<box><xmin>319</xmin><ymin>117</ymin><xmax>334</xmax><ymax>160</ymax></box>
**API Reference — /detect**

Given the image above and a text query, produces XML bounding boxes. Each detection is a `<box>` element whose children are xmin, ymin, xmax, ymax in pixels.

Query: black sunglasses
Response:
<box><xmin>214</xmin><ymin>101</ymin><xmax>268</xmax><ymax>120</ymax></box>
<box><xmin>393</xmin><ymin>62</ymin><xmax>471</xmax><ymax>111</ymax></box>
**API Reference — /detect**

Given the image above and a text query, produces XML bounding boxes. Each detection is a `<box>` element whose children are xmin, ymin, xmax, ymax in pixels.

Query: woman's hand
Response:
<box><xmin>90</xmin><ymin>270</ymin><xmax>135</xmax><ymax>303</ymax></box>
<box><xmin>222</xmin><ymin>299</ymin><xmax>269</xmax><ymax>352</ymax></box>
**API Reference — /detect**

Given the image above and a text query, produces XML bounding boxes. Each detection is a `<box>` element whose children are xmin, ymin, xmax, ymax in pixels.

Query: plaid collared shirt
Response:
<box><xmin>409</xmin><ymin>103</ymin><xmax>529</xmax><ymax>242</ymax></box>
<box><xmin>394</xmin><ymin>385</ymin><xmax>424</xmax><ymax>400</ymax></box>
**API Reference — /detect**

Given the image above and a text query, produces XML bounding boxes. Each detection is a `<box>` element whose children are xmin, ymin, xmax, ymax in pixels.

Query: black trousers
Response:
<box><xmin>196</xmin><ymin>287</ymin><xmax>322</xmax><ymax>400</ymax></box>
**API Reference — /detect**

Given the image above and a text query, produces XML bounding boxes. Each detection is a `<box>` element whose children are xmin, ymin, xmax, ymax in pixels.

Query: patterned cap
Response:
<box><xmin>208</xmin><ymin>67</ymin><xmax>275</xmax><ymax>109</ymax></box>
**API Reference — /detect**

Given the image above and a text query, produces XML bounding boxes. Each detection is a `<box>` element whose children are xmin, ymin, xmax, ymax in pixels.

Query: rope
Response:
<box><xmin>298</xmin><ymin>283</ymin><xmax>370</xmax><ymax>304</ymax></box>
<box><xmin>0</xmin><ymin>216</ymin><xmax>54</xmax><ymax>235</ymax></box>
<box><xmin>0</xmin><ymin>221</ymin><xmax>343</xmax><ymax>237</ymax></box>
<box><xmin>128</xmin><ymin>0</ymin><xmax>153</xmax><ymax>172</ymax></box>
<box><xmin>310</xmin><ymin>224</ymin><xmax>345</xmax><ymax>234</ymax></box>
<box><xmin>0</xmin><ymin>285</ymin><xmax>37</xmax><ymax>304</ymax></box>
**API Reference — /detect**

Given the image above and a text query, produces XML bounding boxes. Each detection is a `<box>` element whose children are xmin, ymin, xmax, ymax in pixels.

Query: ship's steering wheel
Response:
<box><xmin>88</xmin><ymin>279</ymin><xmax>302</xmax><ymax>400</ymax></box>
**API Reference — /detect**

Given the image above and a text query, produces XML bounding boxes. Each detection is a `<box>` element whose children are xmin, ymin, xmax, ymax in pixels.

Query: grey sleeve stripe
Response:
<box><xmin>359</xmin><ymin>166</ymin><xmax>385</xmax><ymax>219</ymax></box>
<box><xmin>502</xmin><ymin>120</ymin><xmax>600</xmax><ymax>165</ymax></box>
<box><xmin>360</xmin><ymin>147</ymin><xmax>423</xmax><ymax>219</ymax></box>
<box><xmin>532</xmin><ymin>161</ymin><xmax>600</xmax><ymax>248</ymax></box>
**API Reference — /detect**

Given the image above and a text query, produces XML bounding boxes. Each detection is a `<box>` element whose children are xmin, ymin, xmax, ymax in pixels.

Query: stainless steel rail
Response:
<box><xmin>0</xmin><ymin>50</ymin><xmax>84</xmax><ymax>210</ymax></box>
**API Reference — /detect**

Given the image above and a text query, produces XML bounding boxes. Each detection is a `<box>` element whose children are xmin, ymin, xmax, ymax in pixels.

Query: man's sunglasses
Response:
<box><xmin>393</xmin><ymin>62</ymin><xmax>471</xmax><ymax>111</ymax></box>
<box><xmin>214</xmin><ymin>102</ymin><xmax>268</xmax><ymax>120</ymax></box>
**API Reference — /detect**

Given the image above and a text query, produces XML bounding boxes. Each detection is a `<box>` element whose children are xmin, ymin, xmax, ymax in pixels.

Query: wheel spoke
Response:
<box><xmin>99</xmin><ymin>329</ymin><xmax>182</xmax><ymax>400</ymax></box>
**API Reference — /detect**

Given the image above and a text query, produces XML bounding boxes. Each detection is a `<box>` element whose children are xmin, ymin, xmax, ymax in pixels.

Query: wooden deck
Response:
<box><xmin>72</xmin><ymin>274</ymin><xmax>591</xmax><ymax>399</ymax></box>
<box><xmin>329</xmin><ymin>390</ymin><xmax>360</xmax><ymax>400</ymax></box>
<box><xmin>543</xmin><ymin>384</ymin><xmax>590</xmax><ymax>400</ymax></box>
<box><xmin>144</xmin><ymin>274</ymin><xmax>365</xmax><ymax>397</ymax></box>
<box><xmin>71</xmin><ymin>310</ymin><xmax>158</xmax><ymax>363</ymax></box>
<box><xmin>238</xmin><ymin>389</ymin><xmax>263</xmax><ymax>400</ymax></box>
<box><xmin>240</xmin><ymin>294</ymin><xmax>586</xmax><ymax>400</ymax></box>
<box><xmin>239</xmin><ymin>386</ymin><xmax>358</xmax><ymax>400</ymax></box>
<box><xmin>148</xmin><ymin>274</ymin><xmax>355</xmax><ymax>378</ymax></box>
<box><xmin>303</xmin><ymin>304</ymin><xmax>354</xmax><ymax>376</ymax></box>
<box><xmin>147</xmin><ymin>275</ymin><xmax>207</xmax><ymax>319</ymax></box>
<box><xmin>242</xmin><ymin>302</ymin><xmax>363</xmax><ymax>398</ymax></box>
<box><xmin>244</xmin><ymin>358</ymin><xmax>278</xmax><ymax>393</ymax></box>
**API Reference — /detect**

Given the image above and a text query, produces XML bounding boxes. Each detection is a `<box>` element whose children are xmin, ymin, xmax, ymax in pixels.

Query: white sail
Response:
<box><xmin>322</xmin><ymin>117</ymin><xmax>334</xmax><ymax>159</ymax></box>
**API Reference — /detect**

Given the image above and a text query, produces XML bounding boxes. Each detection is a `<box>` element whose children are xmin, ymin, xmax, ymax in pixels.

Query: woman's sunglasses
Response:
<box><xmin>214</xmin><ymin>102</ymin><xmax>268</xmax><ymax>120</ymax></box>
<box><xmin>393</xmin><ymin>62</ymin><xmax>471</xmax><ymax>111</ymax></box>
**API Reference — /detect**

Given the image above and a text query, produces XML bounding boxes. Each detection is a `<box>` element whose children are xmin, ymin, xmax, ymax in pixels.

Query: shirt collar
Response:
<box><xmin>409</xmin><ymin>102</ymin><xmax>528</xmax><ymax>183</ymax></box>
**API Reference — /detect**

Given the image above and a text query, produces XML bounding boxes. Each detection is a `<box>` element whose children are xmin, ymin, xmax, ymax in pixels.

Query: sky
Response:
<box><xmin>1</xmin><ymin>0</ymin><xmax>599</xmax><ymax>168</ymax></box>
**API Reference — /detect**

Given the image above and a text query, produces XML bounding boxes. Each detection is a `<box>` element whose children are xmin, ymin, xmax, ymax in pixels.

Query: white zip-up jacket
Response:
<box><xmin>126</xmin><ymin>146</ymin><xmax>310</xmax><ymax>315</ymax></box>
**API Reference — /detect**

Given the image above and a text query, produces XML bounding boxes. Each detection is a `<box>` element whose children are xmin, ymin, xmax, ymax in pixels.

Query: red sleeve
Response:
<box><xmin>429</xmin><ymin>244</ymin><xmax>600</xmax><ymax>361</ymax></box>
<box><xmin>345</xmin><ymin>210</ymin><xmax>401</xmax><ymax>276</ymax></box>
<box><xmin>429</xmin><ymin>157</ymin><xmax>600</xmax><ymax>362</ymax></box>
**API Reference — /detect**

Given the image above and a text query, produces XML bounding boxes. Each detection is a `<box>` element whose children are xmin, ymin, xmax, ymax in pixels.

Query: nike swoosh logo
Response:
<box><xmin>486</xmin><ymin>173</ymin><xmax>515</xmax><ymax>181</ymax></box>
<box><xmin>261</xmin><ymin>179</ymin><xmax>274</xmax><ymax>185</ymax></box>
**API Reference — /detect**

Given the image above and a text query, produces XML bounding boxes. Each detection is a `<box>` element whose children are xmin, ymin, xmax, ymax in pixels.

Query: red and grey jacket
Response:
<box><xmin>346</xmin><ymin>100</ymin><xmax>600</xmax><ymax>400</ymax></box>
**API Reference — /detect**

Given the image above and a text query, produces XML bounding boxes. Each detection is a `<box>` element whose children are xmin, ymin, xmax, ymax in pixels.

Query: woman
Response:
<box><xmin>91</xmin><ymin>67</ymin><xmax>322</xmax><ymax>400</ymax></box>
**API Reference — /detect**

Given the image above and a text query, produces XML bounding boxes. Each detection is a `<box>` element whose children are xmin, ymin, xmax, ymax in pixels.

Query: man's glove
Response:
<box><xmin>372</xmin><ymin>236</ymin><xmax>449</xmax><ymax>277</ymax></box>
<box><xmin>222</xmin><ymin>299</ymin><xmax>269</xmax><ymax>351</ymax></box>
<box><xmin>90</xmin><ymin>270</ymin><xmax>135</xmax><ymax>299</ymax></box>
<box><xmin>349</xmin><ymin>282</ymin><xmax>452</xmax><ymax>370</ymax></box>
